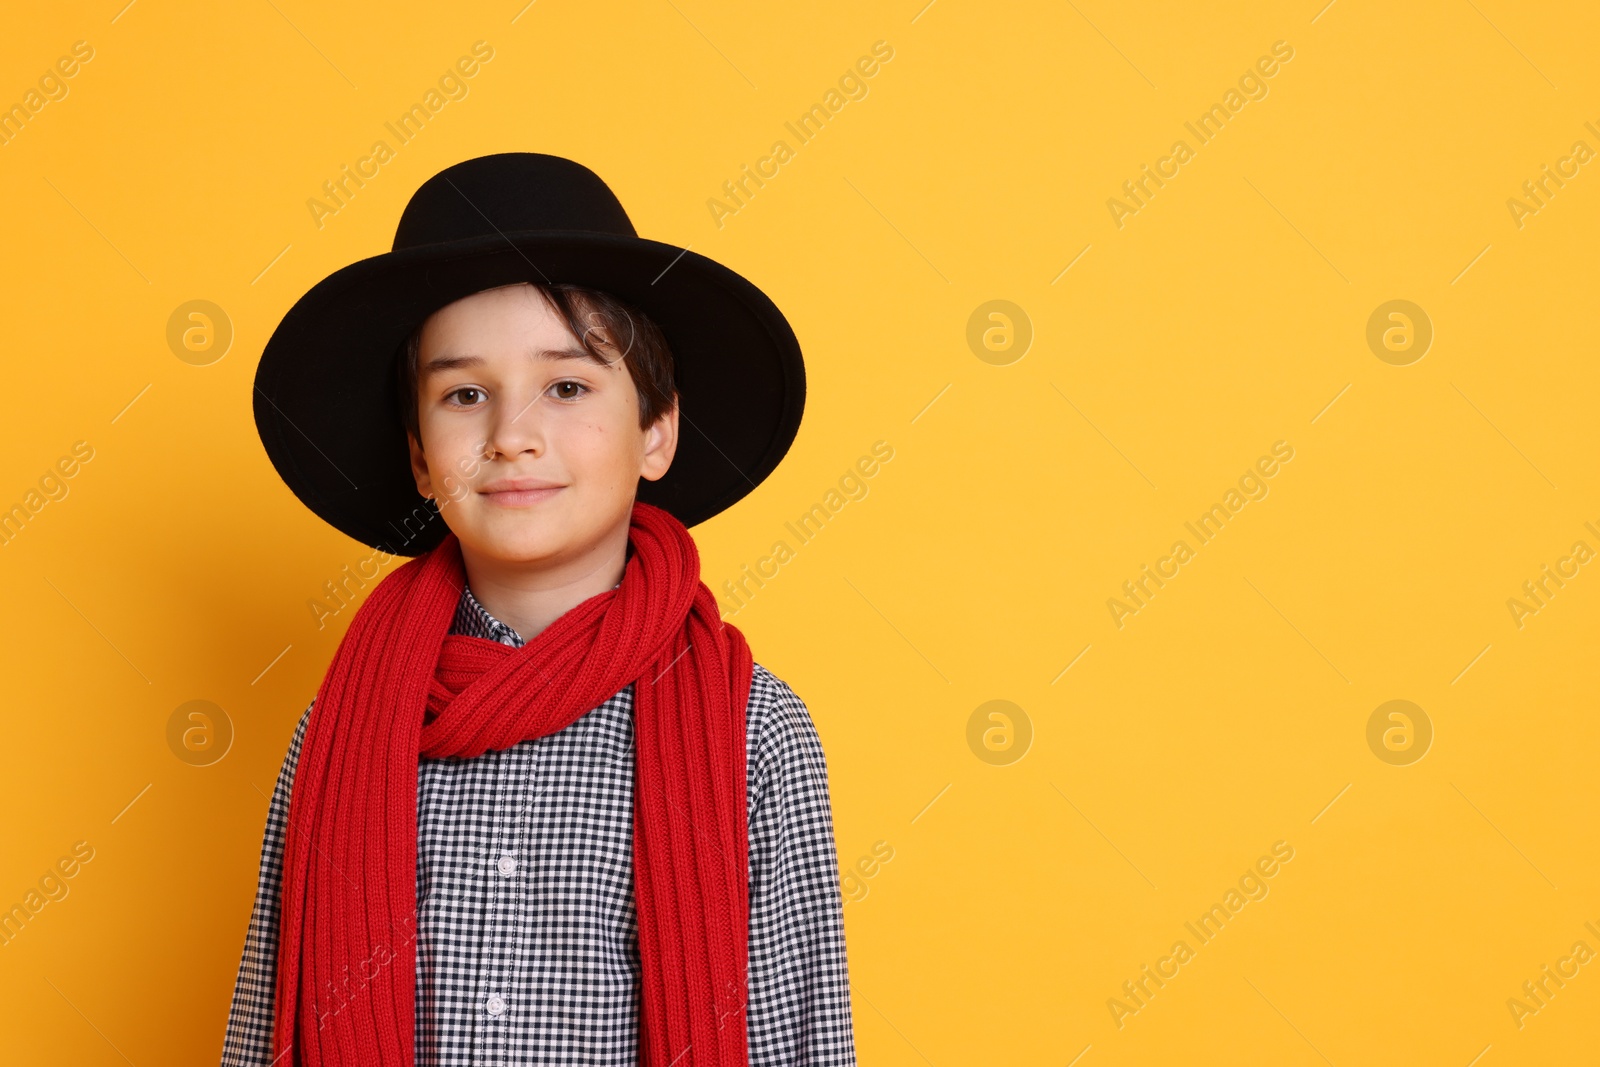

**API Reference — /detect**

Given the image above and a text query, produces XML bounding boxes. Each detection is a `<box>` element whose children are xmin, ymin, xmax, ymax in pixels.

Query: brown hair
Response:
<box><xmin>394</xmin><ymin>282</ymin><xmax>677</xmax><ymax>444</ymax></box>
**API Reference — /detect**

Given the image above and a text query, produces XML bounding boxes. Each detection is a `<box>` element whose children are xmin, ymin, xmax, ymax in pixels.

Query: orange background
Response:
<box><xmin>1</xmin><ymin>1</ymin><xmax>1598</xmax><ymax>1064</ymax></box>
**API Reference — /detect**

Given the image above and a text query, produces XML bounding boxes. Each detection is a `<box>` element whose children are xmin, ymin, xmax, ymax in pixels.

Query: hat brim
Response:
<box><xmin>254</xmin><ymin>230</ymin><xmax>805</xmax><ymax>555</ymax></box>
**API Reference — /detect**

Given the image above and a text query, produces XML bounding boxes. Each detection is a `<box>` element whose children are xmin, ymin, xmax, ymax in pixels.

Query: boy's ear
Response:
<box><xmin>639</xmin><ymin>396</ymin><xmax>679</xmax><ymax>484</ymax></box>
<box><xmin>407</xmin><ymin>431</ymin><xmax>434</xmax><ymax>499</ymax></box>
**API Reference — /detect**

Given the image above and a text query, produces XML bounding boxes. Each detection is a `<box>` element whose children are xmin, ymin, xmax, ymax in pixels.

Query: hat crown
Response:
<box><xmin>391</xmin><ymin>152</ymin><xmax>637</xmax><ymax>251</ymax></box>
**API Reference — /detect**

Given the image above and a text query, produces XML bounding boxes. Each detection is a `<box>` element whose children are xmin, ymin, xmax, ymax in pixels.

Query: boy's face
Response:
<box><xmin>406</xmin><ymin>283</ymin><xmax>677</xmax><ymax>568</ymax></box>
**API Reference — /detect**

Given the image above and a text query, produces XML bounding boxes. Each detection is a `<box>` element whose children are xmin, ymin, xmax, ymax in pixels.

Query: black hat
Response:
<box><xmin>253</xmin><ymin>152</ymin><xmax>805</xmax><ymax>556</ymax></box>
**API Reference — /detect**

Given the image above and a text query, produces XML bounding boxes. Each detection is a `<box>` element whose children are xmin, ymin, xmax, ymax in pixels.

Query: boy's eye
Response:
<box><xmin>447</xmin><ymin>387</ymin><xmax>486</xmax><ymax>406</ymax></box>
<box><xmin>550</xmin><ymin>380</ymin><xmax>589</xmax><ymax>400</ymax></box>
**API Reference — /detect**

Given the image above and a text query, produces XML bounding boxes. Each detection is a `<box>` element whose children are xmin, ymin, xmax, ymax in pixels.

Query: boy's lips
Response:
<box><xmin>478</xmin><ymin>478</ymin><xmax>566</xmax><ymax>506</ymax></box>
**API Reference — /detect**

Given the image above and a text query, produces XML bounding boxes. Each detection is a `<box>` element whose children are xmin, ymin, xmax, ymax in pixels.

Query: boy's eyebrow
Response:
<box><xmin>420</xmin><ymin>347</ymin><xmax>602</xmax><ymax>376</ymax></box>
<box><xmin>420</xmin><ymin>353</ymin><xmax>483</xmax><ymax>375</ymax></box>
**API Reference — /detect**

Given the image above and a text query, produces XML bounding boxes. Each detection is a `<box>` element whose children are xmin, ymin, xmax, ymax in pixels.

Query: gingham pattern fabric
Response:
<box><xmin>220</xmin><ymin>583</ymin><xmax>855</xmax><ymax>1066</ymax></box>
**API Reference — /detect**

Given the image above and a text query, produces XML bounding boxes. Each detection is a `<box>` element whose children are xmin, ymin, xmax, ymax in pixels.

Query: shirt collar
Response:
<box><xmin>456</xmin><ymin>584</ymin><xmax>525</xmax><ymax>648</ymax></box>
<box><xmin>457</xmin><ymin>579</ymin><xmax>624</xmax><ymax>649</ymax></box>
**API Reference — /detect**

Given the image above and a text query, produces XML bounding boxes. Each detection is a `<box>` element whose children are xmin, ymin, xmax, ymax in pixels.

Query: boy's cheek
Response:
<box><xmin>452</xmin><ymin>443</ymin><xmax>491</xmax><ymax>483</ymax></box>
<box><xmin>437</xmin><ymin>473</ymin><xmax>472</xmax><ymax>504</ymax></box>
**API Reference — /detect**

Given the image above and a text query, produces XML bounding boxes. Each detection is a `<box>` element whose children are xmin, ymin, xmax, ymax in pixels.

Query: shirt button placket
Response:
<box><xmin>484</xmin><ymin>740</ymin><xmax>534</xmax><ymax>1063</ymax></box>
<box><xmin>479</xmin><ymin>746</ymin><xmax>522</xmax><ymax>1064</ymax></box>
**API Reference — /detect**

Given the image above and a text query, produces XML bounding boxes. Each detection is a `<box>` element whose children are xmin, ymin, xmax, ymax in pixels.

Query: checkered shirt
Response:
<box><xmin>219</xmin><ymin>583</ymin><xmax>856</xmax><ymax>1065</ymax></box>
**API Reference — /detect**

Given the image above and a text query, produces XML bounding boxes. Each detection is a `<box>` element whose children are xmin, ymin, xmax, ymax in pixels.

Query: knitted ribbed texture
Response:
<box><xmin>273</xmin><ymin>501</ymin><xmax>753</xmax><ymax>1066</ymax></box>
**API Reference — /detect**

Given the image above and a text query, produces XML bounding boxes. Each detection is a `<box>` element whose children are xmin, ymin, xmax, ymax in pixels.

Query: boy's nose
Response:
<box><xmin>484</xmin><ymin>392</ymin><xmax>547</xmax><ymax>458</ymax></box>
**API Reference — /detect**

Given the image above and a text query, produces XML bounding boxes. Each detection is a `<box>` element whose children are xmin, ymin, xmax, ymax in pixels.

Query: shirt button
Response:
<box><xmin>496</xmin><ymin>854</ymin><xmax>517</xmax><ymax>876</ymax></box>
<box><xmin>485</xmin><ymin>993</ymin><xmax>508</xmax><ymax>1017</ymax></box>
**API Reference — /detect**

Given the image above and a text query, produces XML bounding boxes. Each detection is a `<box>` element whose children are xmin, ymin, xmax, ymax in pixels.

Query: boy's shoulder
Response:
<box><xmin>746</xmin><ymin>661</ymin><xmax>828</xmax><ymax>780</ymax></box>
<box><xmin>747</xmin><ymin>660</ymin><xmax>807</xmax><ymax>722</ymax></box>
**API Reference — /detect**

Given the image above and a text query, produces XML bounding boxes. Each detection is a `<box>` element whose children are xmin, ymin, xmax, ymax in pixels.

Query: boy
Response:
<box><xmin>224</xmin><ymin>153</ymin><xmax>854</xmax><ymax>1066</ymax></box>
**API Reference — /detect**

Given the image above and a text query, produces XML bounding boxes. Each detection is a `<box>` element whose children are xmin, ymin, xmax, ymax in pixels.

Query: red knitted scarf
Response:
<box><xmin>273</xmin><ymin>500</ymin><xmax>753</xmax><ymax>1066</ymax></box>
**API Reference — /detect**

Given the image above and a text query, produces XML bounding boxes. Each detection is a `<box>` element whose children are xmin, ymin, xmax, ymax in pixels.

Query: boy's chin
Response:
<box><xmin>446</xmin><ymin>505</ymin><xmax>607</xmax><ymax>566</ymax></box>
<box><xmin>443</xmin><ymin>491</ymin><xmax>637</xmax><ymax>566</ymax></box>
<box><xmin>452</xmin><ymin>522</ymin><xmax>565</xmax><ymax>564</ymax></box>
